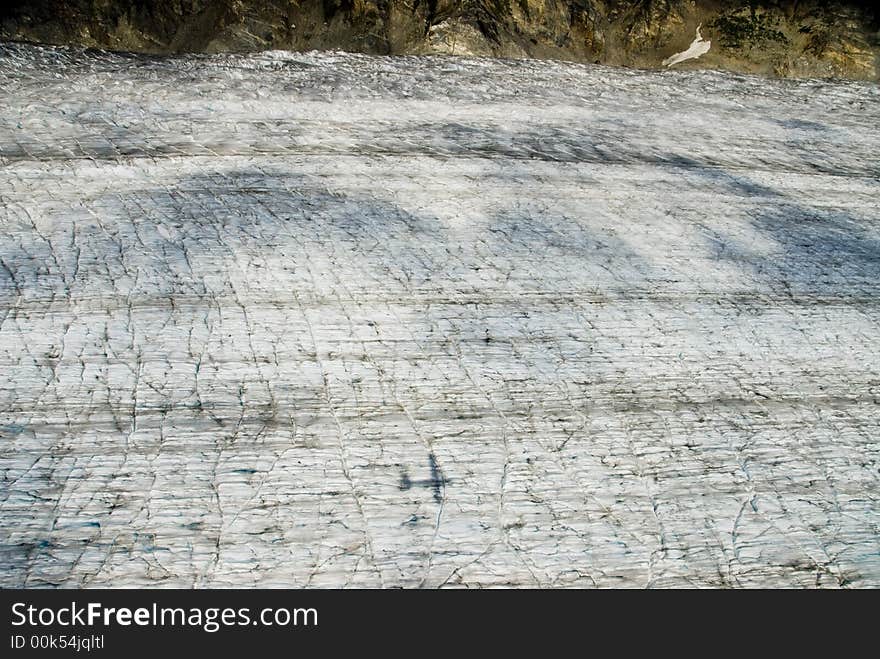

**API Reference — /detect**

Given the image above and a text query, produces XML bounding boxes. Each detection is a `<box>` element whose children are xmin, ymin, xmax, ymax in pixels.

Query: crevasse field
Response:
<box><xmin>1</xmin><ymin>43</ymin><xmax>878</xmax><ymax>587</ymax></box>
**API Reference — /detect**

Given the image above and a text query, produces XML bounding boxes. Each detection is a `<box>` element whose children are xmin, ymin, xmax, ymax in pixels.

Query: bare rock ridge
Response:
<box><xmin>1</xmin><ymin>1</ymin><xmax>879</xmax><ymax>79</ymax></box>
<box><xmin>1</xmin><ymin>43</ymin><xmax>878</xmax><ymax>587</ymax></box>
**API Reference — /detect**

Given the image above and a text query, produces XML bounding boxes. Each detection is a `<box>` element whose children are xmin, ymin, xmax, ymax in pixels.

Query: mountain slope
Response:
<box><xmin>1</xmin><ymin>1</ymin><xmax>878</xmax><ymax>79</ymax></box>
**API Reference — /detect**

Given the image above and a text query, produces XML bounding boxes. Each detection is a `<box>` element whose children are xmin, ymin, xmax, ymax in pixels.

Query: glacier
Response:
<box><xmin>0</xmin><ymin>43</ymin><xmax>879</xmax><ymax>587</ymax></box>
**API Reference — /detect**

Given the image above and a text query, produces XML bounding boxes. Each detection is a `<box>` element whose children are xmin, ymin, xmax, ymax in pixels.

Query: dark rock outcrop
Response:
<box><xmin>1</xmin><ymin>3</ymin><xmax>878</xmax><ymax>79</ymax></box>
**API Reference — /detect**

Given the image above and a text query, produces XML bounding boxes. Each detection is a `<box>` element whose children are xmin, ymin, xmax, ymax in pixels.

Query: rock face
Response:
<box><xmin>1</xmin><ymin>1</ymin><xmax>879</xmax><ymax>79</ymax></box>
<box><xmin>1</xmin><ymin>43</ymin><xmax>879</xmax><ymax>587</ymax></box>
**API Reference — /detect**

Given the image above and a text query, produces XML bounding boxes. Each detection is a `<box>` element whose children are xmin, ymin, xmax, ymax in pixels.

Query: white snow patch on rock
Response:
<box><xmin>663</xmin><ymin>24</ymin><xmax>712</xmax><ymax>67</ymax></box>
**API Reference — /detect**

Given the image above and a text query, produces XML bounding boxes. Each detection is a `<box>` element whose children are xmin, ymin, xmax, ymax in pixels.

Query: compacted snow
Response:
<box><xmin>1</xmin><ymin>43</ymin><xmax>878</xmax><ymax>587</ymax></box>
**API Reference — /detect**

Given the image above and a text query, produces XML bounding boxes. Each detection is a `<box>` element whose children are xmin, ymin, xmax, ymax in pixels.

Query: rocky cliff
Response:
<box><xmin>1</xmin><ymin>1</ymin><xmax>879</xmax><ymax>79</ymax></box>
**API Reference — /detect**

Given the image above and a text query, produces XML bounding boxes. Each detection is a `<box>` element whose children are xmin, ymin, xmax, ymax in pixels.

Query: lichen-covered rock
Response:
<box><xmin>1</xmin><ymin>1</ymin><xmax>878</xmax><ymax>79</ymax></box>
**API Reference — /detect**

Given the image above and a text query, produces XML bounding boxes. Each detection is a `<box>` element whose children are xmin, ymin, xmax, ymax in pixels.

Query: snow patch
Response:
<box><xmin>663</xmin><ymin>24</ymin><xmax>712</xmax><ymax>68</ymax></box>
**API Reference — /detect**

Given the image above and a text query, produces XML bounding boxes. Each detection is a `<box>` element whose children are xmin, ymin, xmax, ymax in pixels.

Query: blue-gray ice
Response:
<box><xmin>1</xmin><ymin>44</ymin><xmax>879</xmax><ymax>587</ymax></box>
